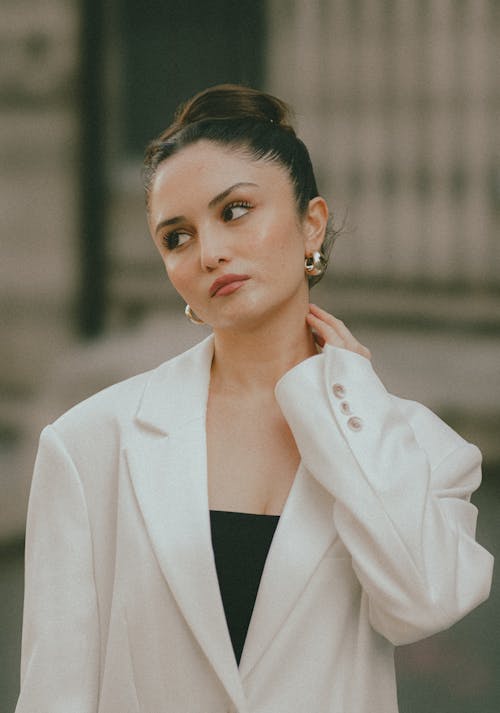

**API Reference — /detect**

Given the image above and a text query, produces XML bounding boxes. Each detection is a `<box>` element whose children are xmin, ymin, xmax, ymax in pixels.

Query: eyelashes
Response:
<box><xmin>163</xmin><ymin>229</ymin><xmax>191</xmax><ymax>251</ymax></box>
<box><xmin>221</xmin><ymin>200</ymin><xmax>252</xmax><ymax>222</ymax></box>
<box><xmin>162</xmin><ymin>200</ymin><xmax>253</xmax><ymax>250</ymax></box>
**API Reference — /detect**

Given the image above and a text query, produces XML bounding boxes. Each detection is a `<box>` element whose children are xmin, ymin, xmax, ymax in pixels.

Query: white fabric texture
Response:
<box><xmin>16</xmin><ymin>335</ymin><xmax>493</xmax><ymax>713</ymax></box>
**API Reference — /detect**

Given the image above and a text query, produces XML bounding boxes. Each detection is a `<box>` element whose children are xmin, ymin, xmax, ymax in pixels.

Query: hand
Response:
<box><xmin>306</xmin><ymin>303</ymin><xmax>372</xmax><ymax>360</ymax></box>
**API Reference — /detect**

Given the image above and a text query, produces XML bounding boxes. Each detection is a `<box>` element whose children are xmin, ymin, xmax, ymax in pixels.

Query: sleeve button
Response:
<box><xmin>347</xmin><ymin>416</ymin><xmax>363</xmax><ymax>431</ymax></box>
<box><xmin>340</xmin><ymin>401</ymin><xmax>351</xmax><ymax>415</ymax></box>
<box><xmin>332</xmin><ymin>383</ymin><xmax>346</xmax><ymax>399</ymax></box>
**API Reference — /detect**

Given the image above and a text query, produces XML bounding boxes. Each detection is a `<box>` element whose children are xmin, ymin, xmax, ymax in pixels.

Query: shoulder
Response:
<box><xmin>50</xmin><ymin>369</ymin><xmax>150</xmax><ymax>436</ymax></box>
<box><xmin>49</xmin><ymin>335</ymin><xmax>213</xmax><ymax>445</ymax></box>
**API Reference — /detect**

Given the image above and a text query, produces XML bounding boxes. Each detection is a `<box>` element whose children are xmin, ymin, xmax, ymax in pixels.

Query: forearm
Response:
<box><xmin>275</xmin><ymin>345</ymin><xmax>494</xmax><ymax>645</ymax></box>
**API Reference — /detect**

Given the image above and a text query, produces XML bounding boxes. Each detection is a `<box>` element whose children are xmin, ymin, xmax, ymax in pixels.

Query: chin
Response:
<box><xmin>207</xmin><ymin>302</ymin><xmax>256</xmax><ymax>330</ymax></box>
<box><xmin>212</xmin><ymin>302</ymin><xmax>285</xmax><ymax>335</ymax></box>
<box><xmin>210</xmin><ymin>312</ymin><xmax>259</xmax><ymax>333</ymax></box>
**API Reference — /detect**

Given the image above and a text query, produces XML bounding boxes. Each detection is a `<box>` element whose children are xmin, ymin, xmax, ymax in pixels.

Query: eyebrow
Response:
<box><xmin>207</xmin><ymin>182</ymin><xmax>258</xmax><ymax>209</ymax></box>
<box><xmin>154</xmin><ymin>214</ymin><xmax>187</xmax><ymax>235</ymax></box>
<box><xmin>154</xmin><ymin>181</ymin><xmax>258</xmax><ymax>236</ymax></box>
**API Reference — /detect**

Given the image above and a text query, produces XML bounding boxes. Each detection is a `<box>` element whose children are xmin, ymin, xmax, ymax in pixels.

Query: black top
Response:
<box><xmin>209</xmin><ymin>510</ymin><xmax>280</xmax><ymax>665</ymax></box>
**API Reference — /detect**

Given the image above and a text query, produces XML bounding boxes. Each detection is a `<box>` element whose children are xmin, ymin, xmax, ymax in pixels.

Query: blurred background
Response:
<box><xmin>1</xmin><ymin>0</ymin><xmax>498</xmax><ymax>711</ymax></box>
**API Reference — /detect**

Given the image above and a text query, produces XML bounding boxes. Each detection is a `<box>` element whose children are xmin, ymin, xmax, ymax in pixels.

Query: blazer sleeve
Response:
<box><xmin>16</xmin><ymin>425</ymin><xmax>100</xmax><ymax>713</ymax></box>
<box><xmin>275</xmin><ymin>344</ymin><xmax>494</xmax><ymax>646</ymax></box>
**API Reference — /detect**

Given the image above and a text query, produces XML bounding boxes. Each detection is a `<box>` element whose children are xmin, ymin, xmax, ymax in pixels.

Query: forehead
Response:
<box><xmin>149</xmin><ymin>140</ymin><xmax>292</xmax><ymax>215</ymax></box>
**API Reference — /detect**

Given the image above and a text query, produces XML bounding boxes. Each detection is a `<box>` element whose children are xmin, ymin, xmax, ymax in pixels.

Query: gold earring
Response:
<box><xmin>184</xmin><ymin>304</ymin><xmax>204</xmax><ymax>325</ymax></box>
<box><xmin>304</xmin><ymin>251</ymin><xmax>324</xmax><ymax>276</ymax></box>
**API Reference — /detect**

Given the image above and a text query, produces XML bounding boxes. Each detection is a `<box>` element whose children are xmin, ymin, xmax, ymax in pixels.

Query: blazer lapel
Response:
<box><xmin>239</xmin><ymin>462</ymin><xmax>337</xmax><ymax>680</ymax></box>
<box><xmin>125</xmin><ymin>335</ymin><xmax>247</xmax><ymax>711</ymax></box>
<box><xmin>124</xmin><ymin>333</ymin><xmax>337</xmax><ymax>703</ymax></box>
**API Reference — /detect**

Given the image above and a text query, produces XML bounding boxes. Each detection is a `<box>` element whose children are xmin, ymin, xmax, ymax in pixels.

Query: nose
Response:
<box><xmin>199</xmin><ymin>226</ymin><xmax>231</xmax><ymax>271</ymax></box>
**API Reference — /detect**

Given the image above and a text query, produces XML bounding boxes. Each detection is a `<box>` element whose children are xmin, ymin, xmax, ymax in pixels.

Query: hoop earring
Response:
<box><xmin>184</xmin><ymin>304</ymin><xmax>205</xmax><ymax>325</ymax></box>
<box><xmin>304</xmin><ymin>251</ymin><xmax>324</xmax><ymax>277</ymax></box>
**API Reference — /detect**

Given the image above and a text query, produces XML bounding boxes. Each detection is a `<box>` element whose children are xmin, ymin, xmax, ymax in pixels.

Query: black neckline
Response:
<box><xmin>210</xmin><ymin>509</ymin><xmax>280</xmax><ymax>519</ymax></box>
<box><xmin>209</xmin><ymin>507</ymin><xmax>280</xmax><ymax>664</ymax></box>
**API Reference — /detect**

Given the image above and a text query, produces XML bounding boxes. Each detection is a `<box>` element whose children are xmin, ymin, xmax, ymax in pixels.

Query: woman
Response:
<box><xmin>16</xmin><ymin>85</ymin><xmax>493</xmax><ymax>713</ymax></box>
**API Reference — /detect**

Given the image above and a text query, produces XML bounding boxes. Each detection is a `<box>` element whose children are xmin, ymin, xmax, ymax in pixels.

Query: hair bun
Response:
<box><xmin>173</xmin><ymin>83</ymin><xmax>296</xmax><ymax>135</ymax></box>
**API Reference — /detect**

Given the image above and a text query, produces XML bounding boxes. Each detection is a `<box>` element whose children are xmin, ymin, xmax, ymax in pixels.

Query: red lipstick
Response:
<box><xmin>209</xmin><ymin>273</ymin><xmax>250</xmax><ymax>297</ymax></box>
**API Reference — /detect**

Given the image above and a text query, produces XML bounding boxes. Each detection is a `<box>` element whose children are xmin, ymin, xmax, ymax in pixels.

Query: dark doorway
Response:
<box><xmin>120</xmin><ymin>0</ymin><xmax>267</xmax><ymax>155</ymax></box>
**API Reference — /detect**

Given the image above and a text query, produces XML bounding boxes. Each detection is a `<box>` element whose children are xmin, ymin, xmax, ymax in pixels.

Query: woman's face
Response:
<box><xmin>148</xmin><ymin>140</ymin><xmax>326</xmax><ymax>331</ymax></box>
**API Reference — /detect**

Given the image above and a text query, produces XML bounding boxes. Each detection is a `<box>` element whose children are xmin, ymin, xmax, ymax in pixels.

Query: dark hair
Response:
<box><xmin>143</xmin><ymin>84</ymin><xmax>336</xmax><ymax>285</ymax></box>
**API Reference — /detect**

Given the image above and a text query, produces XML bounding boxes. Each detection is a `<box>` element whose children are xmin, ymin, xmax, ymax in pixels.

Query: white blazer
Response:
<box><xmin>16</xmin><ymin>335</ymin><xmax>493</xmax><ymax>713</ymax></box>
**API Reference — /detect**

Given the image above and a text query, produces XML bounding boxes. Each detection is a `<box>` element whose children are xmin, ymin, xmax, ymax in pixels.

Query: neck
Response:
<box><xmin>210</xmin><ymin>297</ymin><xmax>317</xmax><ymax>393</ymax></box>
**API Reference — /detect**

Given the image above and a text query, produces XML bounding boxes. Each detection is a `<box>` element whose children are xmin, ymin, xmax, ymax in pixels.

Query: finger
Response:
<box><xmin>306</xmin><ymin>312</ymin><xmax>345</xmax><ymax>348</ymax></box>
<box><xmin>309</xmin><ymin>304</ymin><xmax>372</xmax><ymax>359</ymax></box>
<box><xmin>308</xmin><ymin>305</ymin><xmax>355</xmax><ymax>347</ymax></box>
<box><xmin>358</xmin><ymin>344</ymin><xmax>372</xmax><ymax>360</ymax></box>
<box><xmin>311</xmin><ymin>330</ymin><xmax>325</xmax><ymax>348</ymax></box>
<box><xmin>308</xmin><ymin>303</ymin><xmax>341</xmax><ymax>328</ymax></box>
<box><xmin>309</xmin><ymin>303</ymin><xmax>352</xmax><ymax>339</ymax></box>
<box><xmin>307</xmin><ymin>310</ymin><xmax>372</xmax><ymax>359</ymax></box>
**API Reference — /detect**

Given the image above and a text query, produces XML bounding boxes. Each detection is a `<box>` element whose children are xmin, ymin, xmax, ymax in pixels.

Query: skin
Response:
<box><xmin>148</xmin><ymin>140</ymin><xmax>371</xmax><ymax>514</ymax></box>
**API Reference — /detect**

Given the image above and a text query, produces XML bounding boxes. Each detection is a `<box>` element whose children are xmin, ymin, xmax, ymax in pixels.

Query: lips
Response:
<box><xmin>209</xmin><ymin>273</ymin><xmax>250</xmax><ymax>297</ymax></box>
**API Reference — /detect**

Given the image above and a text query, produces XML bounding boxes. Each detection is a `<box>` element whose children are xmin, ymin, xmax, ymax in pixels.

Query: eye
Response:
<box><xmin>222</xmin><ymin>201</ymin><xmax>252</xmax><ymax>223</ymax></box>
<box><xmin>163</xmin><ymin>230</ymin><xmax>192</xmax><ymax>250</ymax></box>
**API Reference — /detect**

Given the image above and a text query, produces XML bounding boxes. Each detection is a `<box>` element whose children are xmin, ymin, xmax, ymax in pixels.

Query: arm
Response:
<box><xmin>16</xmin><ymin>425</ymin><xmax>100</xmax><ymax>713</ymax></box>
<box><xmin>275</xmin><ymin>308</ymin><xmax>494</xmax><ymax>646</ymax></box>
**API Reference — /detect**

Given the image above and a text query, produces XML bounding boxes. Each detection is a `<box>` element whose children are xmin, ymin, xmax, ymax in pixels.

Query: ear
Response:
<box><xmin>302</xmin><ymin>196</ymin><xmax>329</xmax><ymax>255</ymax></box>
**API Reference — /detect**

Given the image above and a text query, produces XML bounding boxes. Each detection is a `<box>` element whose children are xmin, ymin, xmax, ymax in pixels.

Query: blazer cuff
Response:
<box><xmin>275</xmin><ymin>344</ymin><xmax>390</xmax><ymax>447</ymax></box>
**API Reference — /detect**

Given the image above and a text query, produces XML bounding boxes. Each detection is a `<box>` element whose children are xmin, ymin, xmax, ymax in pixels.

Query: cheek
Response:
<box><xmin>258</xmin><ymin>213</ymin><xmax>304</xmax><ymax>259</ymax></box>
<box><xmin>272</xmin><ymin>224</ymin><xmax>307</xmax><ymax>275</ymax></box>
<box><xmin>163</xmin><ymin>257</ymin><xmax>192</xmax><ymax>298</ymax></box>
